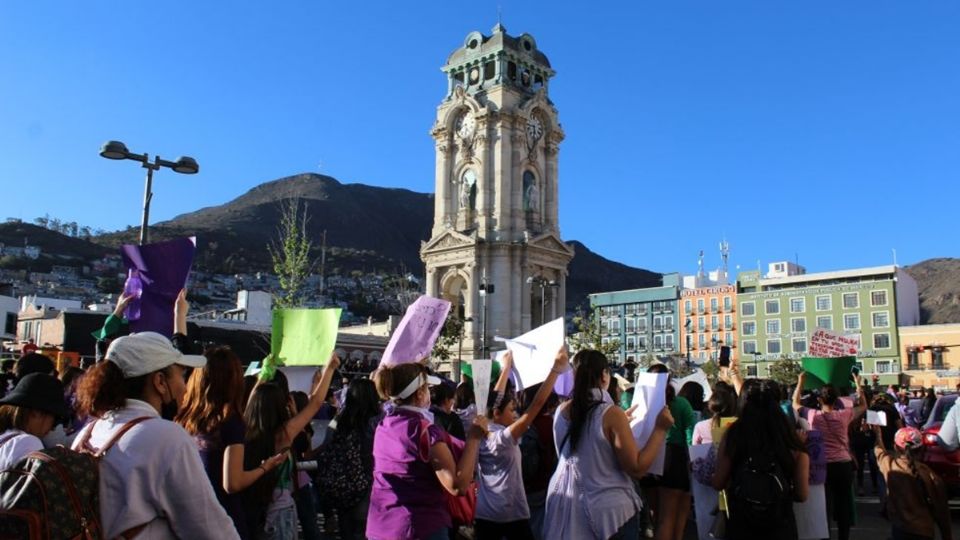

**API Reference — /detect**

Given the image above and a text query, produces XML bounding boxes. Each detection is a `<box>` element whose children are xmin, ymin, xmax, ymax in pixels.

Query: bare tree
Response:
<box><xmin>268</xmin><ymin>199</ymin><xmax>315</xmax><ymax>309</ymax></box>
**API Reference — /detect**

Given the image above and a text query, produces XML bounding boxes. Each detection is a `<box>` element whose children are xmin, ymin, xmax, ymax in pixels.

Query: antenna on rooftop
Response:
<box><xmin>892</xmin><ymin>248</ymin><xmax>898</xmax><ymax>267</ymax></box>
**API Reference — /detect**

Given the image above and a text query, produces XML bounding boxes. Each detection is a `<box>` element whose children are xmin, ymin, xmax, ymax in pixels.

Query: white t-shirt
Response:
<box><xmin>0</xmin><ymin>430</ymin><xmax>43</xmax><ymax>470</ymax></box>
<box><xmin>476</xmin><ymin>422</ymin><xmax>530</xmax><ymax>522</ymax></box>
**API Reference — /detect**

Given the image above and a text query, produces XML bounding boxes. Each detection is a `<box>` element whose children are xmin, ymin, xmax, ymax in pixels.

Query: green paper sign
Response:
<box><xmin>801</xmin><ymin>356</ymin><xmax>856</xmax><ymax>390</ymax></box>
<box><xmin>461</xmin><ymin>359</ymin><xmax>502</xmax><ymax>381</ymax></box>
<box><xmin>271</xmin><ymin>308</ymin><xmax>342</xmax><ymax>366</ymax></box>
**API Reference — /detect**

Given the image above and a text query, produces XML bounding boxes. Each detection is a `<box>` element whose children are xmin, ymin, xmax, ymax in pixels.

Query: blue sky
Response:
<box><xmin>1</xmin><ymin>2</ymin><xmax>958</xmax><ymax>277</ymax></box>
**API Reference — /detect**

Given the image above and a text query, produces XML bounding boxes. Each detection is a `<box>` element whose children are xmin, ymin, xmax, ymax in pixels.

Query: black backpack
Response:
<box><xmin>315</xmin><ymin>428</ymin><xmax>371</xmax><ymax>509</ymax></box>
<box><xmin>728</xmin><ymin>454</ymin><xmax>792</xmax><ymax>520</ymax></box>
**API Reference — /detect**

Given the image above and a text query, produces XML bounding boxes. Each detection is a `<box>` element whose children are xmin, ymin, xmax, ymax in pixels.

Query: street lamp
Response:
<box><xmin>99</xmin><ymin>140</ymin><xmax>199</xmax><ymax>245</ymax></box>
<box><xmin>455</xmin><ymin>317</ymin><xmax>472</xmax><ymax>382</ymax></box>
<box><xmin>527</xmin><ymin>276</ymin><xmax>559</xmax><ymax>325</ymax></box>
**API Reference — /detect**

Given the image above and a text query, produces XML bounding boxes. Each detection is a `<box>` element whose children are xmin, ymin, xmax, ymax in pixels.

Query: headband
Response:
<box><xmin>391</xmin><ymin>374</ymin><xmax>425</xmax><ymax>401</ymax></box>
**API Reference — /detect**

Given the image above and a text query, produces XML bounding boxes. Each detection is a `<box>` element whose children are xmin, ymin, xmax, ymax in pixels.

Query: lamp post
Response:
<box><xmin>751</xmin><ymin>351</ymin><xmax>762</xmax><ymax>377</ymax></box>
<box><xmin>99</xmin><ymin>140</ymin><xmax>199</xmax><ymax>245</ymax></box>
<box><xmin>479</xmin><ymin>270</ymin><xmax>494</xmax><ymax>359</ymax></box>
<box><xmin>455</xmin><ymin>316</ymin><xmax>472</xmax><ymax>382</ymax></box>
<box><xmin>527</xmin><ymin>276</ymin><xmax>559</xmax><ymax>325</ymax></box>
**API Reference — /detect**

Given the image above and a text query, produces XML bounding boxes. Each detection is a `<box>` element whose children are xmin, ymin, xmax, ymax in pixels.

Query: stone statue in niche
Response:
<box><xmin>459</xmin><ymin>169</ymin><xmax>477</xmax><ymax>211</ymax></box>
<box><xmin>522</xmin><ymin>170</ymin><xmax>539</xmax><ymax>213</ymax></box>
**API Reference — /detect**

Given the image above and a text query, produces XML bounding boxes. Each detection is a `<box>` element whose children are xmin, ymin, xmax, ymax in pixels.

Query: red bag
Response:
<box><xmin>418</xmin><ymin>419</ymin><xmax>477</xmax><ymax>526</ymax></box>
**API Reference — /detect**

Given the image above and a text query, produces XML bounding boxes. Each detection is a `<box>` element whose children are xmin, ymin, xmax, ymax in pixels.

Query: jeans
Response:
<box><xmin>294</xmin><ymin>483</ymin><xmax>321</xmax><ymax>540</ymax></box>
<box><xmin>609</xmin><ymin>511</ymin><xmax>640</xmax><ymax>540</ymax></box>
<box><xmin>258</xmin><ymin>505</ymin><xmax>297</xmax><ymax>540</ymax></box>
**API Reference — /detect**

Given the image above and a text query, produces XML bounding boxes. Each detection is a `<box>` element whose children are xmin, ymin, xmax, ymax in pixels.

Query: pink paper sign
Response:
<box><xmin>808</xmin><ymin>328</ymin><xmax>860</xmax><ymax>358</ymax></box>
<box><xmin>380</xmin><ymin>296</ymin><xmax>452</xmax><ymax>366</ymax></box>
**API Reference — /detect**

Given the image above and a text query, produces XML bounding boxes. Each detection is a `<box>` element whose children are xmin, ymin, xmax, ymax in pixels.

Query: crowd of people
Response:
<box><xmin>0</xmin><ymin>292</ymin><xmax>955</xmax><ymax>540</ymax></box>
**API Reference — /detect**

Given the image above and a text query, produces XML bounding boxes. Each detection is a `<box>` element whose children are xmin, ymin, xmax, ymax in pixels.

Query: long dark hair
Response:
<box><xmin>334</xmin><ymin>378</ymin><xmax>381</xmax><ymax>437</ymax></box>
<box><xmin>176</xmin><ymin>346</ymin><xmax>244</xmax><ymax>436</ymax></box>
<box><xmin>568</xmin><ymin>350</ymin><xmax>609</xmax><ymax>453</ymax></box>
<box><xmin>722</xmin><ymin>379</ymin><xmax>806</xmax><ymax>479</ymax></box>
<box><xmin>243</xmin><ymin>383</ymin><xmax>289</xmax><ymax>506</ymax></box>
<box><xmin>708</xmin><ymin>381</ymin><xmax>737</xmax><ymax>427</ymax></box>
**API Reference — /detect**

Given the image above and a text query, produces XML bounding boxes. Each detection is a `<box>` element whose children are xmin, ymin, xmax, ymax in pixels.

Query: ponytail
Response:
<box><xmin>76</xmin><ymin>361</ymin><xmax>150</xmax><ymax>418</ymax></box>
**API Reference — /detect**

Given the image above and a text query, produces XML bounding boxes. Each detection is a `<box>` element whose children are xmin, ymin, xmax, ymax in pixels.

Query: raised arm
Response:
<box><xmin>174</xmin><ymin>288</ymin><xmax>189</xmax><ymax>336</ymax></box>
<box><xmin>283</xmin><ymin>353</ymin><xmax>340</xmax><ymax>442</ymax></box>
<box><xmin>492</xmin><ymin>350</ymin><xmax>514</xmax><ymax>394</ymax></box>
<box><xmin>506</xmin><ymin>346</ymin><xmax>569</xmax><ymax>440</ymax></box>
<box><xmin>432</xmin><ymin>416</ymin><xmax>488</xmax><ymax>496</ymax></box>
<box><xmin>792</xmin><ymin>371</ymin><xmax>806</xmax><ymax>412</ymax></box>
<box><xmin>851</xmin><ymin>374</ymin><xmax>867</xmax><ymax>416</ymax></box>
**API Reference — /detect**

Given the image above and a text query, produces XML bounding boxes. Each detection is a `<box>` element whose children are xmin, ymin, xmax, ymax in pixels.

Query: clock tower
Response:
<box><xmin>420</xmin><ymin>24</ymin><xmax>574</xmax><ymax>360</ymax></box>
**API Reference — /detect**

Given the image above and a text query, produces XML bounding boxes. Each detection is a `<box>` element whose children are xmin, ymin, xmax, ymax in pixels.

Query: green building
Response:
<box><xmin>736</xmin><ymin>262</ymin><xmax>919</xmax><ymax>385</ymax></box>
<box><xmin>589</xmin><ymin>273</ymin><xmax>682</xmax><ymax>366</ymax></box>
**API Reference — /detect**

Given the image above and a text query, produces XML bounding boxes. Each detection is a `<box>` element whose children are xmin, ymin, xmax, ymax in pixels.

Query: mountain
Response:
<box><xmin>107</xmin><ymin>173</ymin><xmax>662</xmax><ymax>306</ymax></box>
<box><xmin>903</xmin><ymin>258</ymin><xmax>960</xmax><ymax>324</ymax></box>
<box><xmin>0</xmin><ymin>222</ymin><xmax>109</xmax><ymax>272</ymax></box>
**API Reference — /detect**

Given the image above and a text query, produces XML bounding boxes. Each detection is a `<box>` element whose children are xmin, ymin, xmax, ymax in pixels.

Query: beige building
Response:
<box><xmin>898</xmin><ymin>323</ymin><xmax>960</xmax><ymax>390</ymax></box>
<box><xmin>421</xmin><ymin>24</ymin><xmax>574</xmax><ymax>359</ymax></box>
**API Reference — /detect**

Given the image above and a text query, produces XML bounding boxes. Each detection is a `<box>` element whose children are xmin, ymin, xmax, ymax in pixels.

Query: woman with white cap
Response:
<box><xmin>73</xmin><ymin>331</ymin><xmax>239</xmax><ymax>540</ymax></box>
<box><xmin>0</xmin><ymin>373</ymin><xmax>69</xmax><ymax>469</ymax></box>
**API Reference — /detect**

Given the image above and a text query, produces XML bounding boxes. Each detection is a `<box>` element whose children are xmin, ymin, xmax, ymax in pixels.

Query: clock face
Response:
<box><xmin>455</xmin><ymin>113</ymin><xmax>475</xmax><ymax>138</ymax></box>
<box><xmin>526</xmin><ymin>117</ymin><xmax>543</xmax><ymax>142</ymax></box>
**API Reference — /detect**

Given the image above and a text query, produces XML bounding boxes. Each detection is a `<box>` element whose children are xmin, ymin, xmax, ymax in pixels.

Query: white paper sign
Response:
<box><xmin>497</xmin><ymin>318</ymin><xmax>565</xmax><ymax>389</ymax></box>
<box><xmin>795</xmin><ymin>484</ymin><xmax>828</xmax><ymax>539</ymax></box>
<box><xmin>472</xmin><ymin>359</ymin><xmax>493</xmax><ymax>418</ymax></box>
<box><xmin>630</xmin><ymin>372</ymin><xmax>669</xmax><ymax>476</ymax></box>
<box><xmin>670</xmin><ymin>369</ymin><xmax>713</xmax><ymax>401</ymax></box>
<box><xmin>689</xmin><ymin>444</ymin><xmax>718</xmax><ymax>540</ymax></box>
<box><xmin>866</xmin><ymin>410</ymin><xmax>887</xmax><ymax>427</ymax></box>
<box><xmin>279</xmin><ymin>366</ymin><xmax>321</xmax><ymax>394</ymax></box>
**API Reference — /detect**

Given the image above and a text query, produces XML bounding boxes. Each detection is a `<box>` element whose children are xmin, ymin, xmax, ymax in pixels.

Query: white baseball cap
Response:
<box><xmin>106</xmin><ymin>332</ymin><xmax>207</xmax><ymax>378</ymax></box>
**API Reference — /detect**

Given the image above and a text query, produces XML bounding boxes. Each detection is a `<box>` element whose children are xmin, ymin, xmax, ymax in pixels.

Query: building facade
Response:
<box><xmin>420</xmin><ymin>24</ymin><xmax>574</xmax><ymax>358</ymax></box>
<box><xmin>681</xmin><ymin>284</ymin><xmax>738</xmax><ymax>365</ymax></box>
<box><xmin>736</xmin><ymin>263</ymin><xmax>920</xmax><ymax>384</ymax></box>
<box><xmin>589</xmin><ymin>273</ymin><xmax>682</xmax><ymax>366</ymax></box>
<box><xmin>898</xmin><ymin>324</ymin><xmax>960</xmax><ymax>390</ymax></box>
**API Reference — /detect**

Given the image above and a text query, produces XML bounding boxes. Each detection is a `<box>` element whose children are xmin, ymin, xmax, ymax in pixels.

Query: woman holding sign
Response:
<box><xmin>474</xmin><ymin>348</ymin><xmax>569</xmax><ymax>540</ymax></box>
<box><xmin>367</xmin><ymin>362</ymin><xmax>488</xmax><ymax>540</ymax></box>
<box><xmin>544</xmin><ymin>350</ymin><xmax>674</xmax><ymax>540</ymax></box>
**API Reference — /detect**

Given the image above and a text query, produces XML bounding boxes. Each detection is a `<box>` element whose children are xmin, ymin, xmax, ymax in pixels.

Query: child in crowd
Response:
<box><xmin>0</xmin><ymin>374</ymin><xmax>69</xmax><ymax>468</ymax></box>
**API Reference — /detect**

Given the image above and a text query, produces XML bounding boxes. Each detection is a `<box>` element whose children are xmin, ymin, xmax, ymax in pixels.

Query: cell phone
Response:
<box><xmin>851</xmin><ymin>366</ymin><xmax>860</xmax><ymax>377</ymax></box>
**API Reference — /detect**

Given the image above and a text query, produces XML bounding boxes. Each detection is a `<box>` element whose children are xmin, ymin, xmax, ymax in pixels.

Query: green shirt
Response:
<box><xmin>91</xmin><ymin>314</ymin><xmax>127</xmax><ymax>341</ymax></box>
<box><xmin>667</xmin><ymin>396</ymin><xmax>697</xmax><ymax>446</ymax></box>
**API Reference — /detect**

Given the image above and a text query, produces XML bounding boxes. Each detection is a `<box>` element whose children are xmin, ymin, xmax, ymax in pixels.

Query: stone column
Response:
<box><xmin>433</xmin><ymin>137</ymin><xmax>451</xmax><ymax>236</ymax></box>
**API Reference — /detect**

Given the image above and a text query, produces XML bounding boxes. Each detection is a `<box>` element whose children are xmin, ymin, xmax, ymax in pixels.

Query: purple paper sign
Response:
<box><xmin>806</xmin><ymin>430</ymin><xmax>826</xmax><ymax>485</ymax></box>
<box><xmin>380</xmin><ymin>296</ymin><xmax>452</xmax><ymax>366</ymax></box>
<box><xmin>121</xmin><ymin>237</ymin><xmax>196</xmax><ymax>338</ymax></box>
<box><xmin>553</xmin><ymin>368</ymin><xmax>574</xmax><ymax>396</ymax></box>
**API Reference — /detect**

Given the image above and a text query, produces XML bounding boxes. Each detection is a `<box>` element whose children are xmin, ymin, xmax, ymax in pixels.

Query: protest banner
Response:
<box><xmin>244</xmin><ymin>362</ymin><xmax>261</xmax><ymax>376</ymax></box>
<box><xmin>802</xmin><ymin>356</ymin><xmax>856</xmax><ymax>390</ymax></box>
<box><xmin>866</xmin><ymin>410</ymin><xmax>887</xmax><ymax>427</ymax></box>
<box><xmin>670</xmin><ymin>369</ymin><xmax>713</xmax><ymax>401</ymax></box>
<box><xmin>271</xmin><ymin>308</ymin><xmax>341</xmax><ymax>366</ymax></box>
<box><xmin>630</xmin><ymin>372</ymin><xmax>669</xmax><ymax>475</ymax></box>
<box><xmin>461</xmin><ymin>357</ymin><xmax>502</xmax><ymax>381</ymax></box>
<box><xmin>380</xmin><ymin>296</ymin><xmax>451</xmax><ymax>366</ymax></box>
<box><xmin>279</xmin><ymin>366</ymin><xmax>321</xmax><ymax>394</ymax></box>
<box><xmin>472</xmin><ymin>358</ymin><xmax>493</xmax><ymax>417</ymax></box>
<box><xmin>496</xmin><ymin>317</ymin><xmax>566</xmax><ymax>389</ymax></box>
<box><xmin>806</xmin><ymin>430</ymin><xmax>826</xmax><ymax>485</ymax></box>
<box><xmin>808</xmin><ymin>328</ymin><xmax>861</xmax><ymax>358</ymax></box>
<box><xmin>553</xmin><ymin>369</ymin><xmax>574</xmax><ymax>396</ymax></box>
<box><xmin>689</xmin><ymin>443</ymin><xmax>718</xmax><ymax>540</ymax></box>
<box><xmin>121</xmin><ymin>237</ymin><xmax>196</xmax><ymax>337</ymax></box>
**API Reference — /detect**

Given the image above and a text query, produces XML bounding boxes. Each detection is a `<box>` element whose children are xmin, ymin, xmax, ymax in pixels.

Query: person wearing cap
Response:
<box><xmin>367</xmin><ymin>362</ymin><xmax>488</xmax><ymax>540</ymax></box>
<box><xmin>0</xmin><ymin>373</ymin><xmax>69</xmax><ymax>469</ymax></box>
<box><xmin>873</xmin><ymin>425</ymin><xmax>952</xmax><ymax>540</ymax></box>
<box><xmin>73</xmin><ymin>331</ymin><xmax>239</xmax><ymax>540</ymax></box>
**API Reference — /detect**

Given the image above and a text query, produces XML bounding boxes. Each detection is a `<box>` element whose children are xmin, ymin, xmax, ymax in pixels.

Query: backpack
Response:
<box><xmin>315</xmin><ymin>428</ymin><xmax>371</xmax><ymax>509</ymax></box>
<box><xmin>0</xmin><ymin>417</ymin><xmax>151</xmax><ymax>540</ymax></box>
<box><xmin>728</xmin><ymin>454</ymin><xmax>792</xmax><ymax>521</ymax></box>
<box><xmin>519</xmin><ymin>421</ymin><xmax>556</xmax><ymax>490</ymax></box>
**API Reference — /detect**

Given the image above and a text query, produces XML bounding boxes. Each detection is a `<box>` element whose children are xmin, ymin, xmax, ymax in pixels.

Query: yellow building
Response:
<box><xmin>898</xmin><ymin>324</ymin><xmax>960</xmax><ymax>391</ymax></box>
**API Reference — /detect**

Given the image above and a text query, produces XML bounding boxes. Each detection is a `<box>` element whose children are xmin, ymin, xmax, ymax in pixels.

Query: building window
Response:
<box><xmin>815</xmin><ymin>295</ymin><xmax>832</xmax><ymax>311</ymax></box>
<box><xmin>871</xmin><ymin>290</ymin><xmax>888</xmax><ymax>307</ymax></box>
<box><xmin>710</xmin><ymin>298</ymin><xmax>719</xmax><ymax>311</ymax></box>
<box><xmin>638</xmin><ymin>336</ymin><xmax>647</xmax><ymax>350</ymax></box>
<box><xmin>765</xmin><ymin>299</ymin><xmax>780</xmax><ymax>315</ymax></box>
<box><xmin>637</xmin><ymin>318</ymin><xmax>648</xmax><ymax>332</ymax></box>
<box><xmin>741</xmin><ymin>302</ymin><xmax>755</xmax><ymax>316</ymax></box>
<box><xmin>791</xmin><ymin>317</ymin><xmax>807</xmax><ymax>334</ymax></box>
<box><xmin>625</xmin><ymin>318</ymin><xmax>635</xmax><ymax>334</ymax></box>
<box><xmin>746</xmin><ymin>365</ymin><xmax>758</xmax><ymax>377</ymax></box>
<box><xmin>872</xmin><ymin>312</ymin><xmax>889</xmax><ymax>328</ymax></box>
<box><xmin>873</xmin><ymin>333</ymin><xmax>890</xmax><ymax>349</ymax></box>
<box><xmin>625</xmin><ymin>303</ymin><xmax>637</xmax><ymax>315</ymax></box>
<box><xmin>725</xmin><ymin>332</ymin><xmax>732</xmax><ymax>345</ymax></box>
<box><xmin>697</xmin><ymin>299</ymin><xmax>705</xmax><ymax>313</ymax></box>
<box><xmin>742</xmin><ymin>321</ymin><xmax>757</xmax><ymax>336</ymax></box>
<box><xmin>626</xmin><ymin>336</ymin><xmax>636</xmax><ymax>351</ymax></box>
<box><xmin>653</xmin><ymin>317</ymin><xmax>663</xmax><ymax>332</ymax></box>
<box><xmin>792</xmin><ymin>338</ymin><xmax>807</xmax><ymax>354</ymax></box>
<box><xmin>843</xmin><ymin>313</ymin><xmax>860</xmax><ymax>331</ymax></box>
<box><xmin>742</xmin><ymin>341</ymin><xmax>757</xmax><ymax>354</ymax></box>
<box><xmin>767</xmin><ymin>339</ymin><xmax>782</xmax><ymax>355</ymax></box>
<box><xmin>698</xmin><ymin>334</ymin><xmax>706</xmax><ymax>348</ymax></box>
<box><xmin>654</xmin><ymin>335</ymin><xmax>663</xmax><ymax>350</ymax></box>
<box><xmin>711</xmin><ymin>315</ymin><xmax>718</xmax><ymax>330</ymax></box>
<box><xmin>724</xmin><ymin>296</ymin><xmax>732</xmax><ymax>311</ymax></box>
<box><xmin>684</xmin><ymin>300</ymin><xmax>692</xmax><ymax>314</ymax></box>
<box><xmin>876</xmin><ymin>361</ymin><xmax>891</xmax><ymax>374</ymax></box>
<box><xmin>610</xmin><ymin>319</ymin><xmax>620</xmax><ymax>333</ymax></box>
<box><xmin>4</xmin><ymin>314</ymin><xmax>14</xmax><ymax>336</ymax></box>
<box><xmin>665</xmin><ymin>334</ymin><xmax>675</xmax><ymax>350</ymax></box>
<box><xmin>724</xmin><ymin>315</ymin><xmax>733</xmax><ymax>329</ymax></box>
<box><xmin>843</xmin><ymin>293</ymin><xmax>859</xmax><ymax>309</ymax></box>
<box><xmin>790</xmin><ymin>298</ymin><xmax>805</xmax><ymax>313</ymax></box>
<box><xmin>767</xmin><ymin>320</ymin><xmax>781</xmax><ymax>335</ymax></box>
<box><xmin>698</xmin><ymin>316</ymin><xmax>706</xmax><ymax>331</ymax></box>
<box><xmin>816</xmin><ymin>316</ymin><xmax>833</xmax><ymax>330</ymax></box>
<box><xmin>664</xmin><ymin>315</ymin><xmax>674</xmax><ymax>331</ymax></box>
<box><xmin>932</xmin><ymin>347</ymin><xmax>945</xmax><ymax>369</ymax></box>
<box><xmin>907</xmin><ymin>349</ymin><xmax>919</xmax><ymax>370</ymax></box>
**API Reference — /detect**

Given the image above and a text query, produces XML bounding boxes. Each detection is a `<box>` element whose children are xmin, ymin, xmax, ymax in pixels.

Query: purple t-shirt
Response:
<box><xmin>195</xmin><ymin>414</ymin><xmax>248</xmax><ymax>539</ymax></box>
<box><xmin>366</xmin><ymin>408</ymin><xmax>450</xmax><ymax>540</ymax></box>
